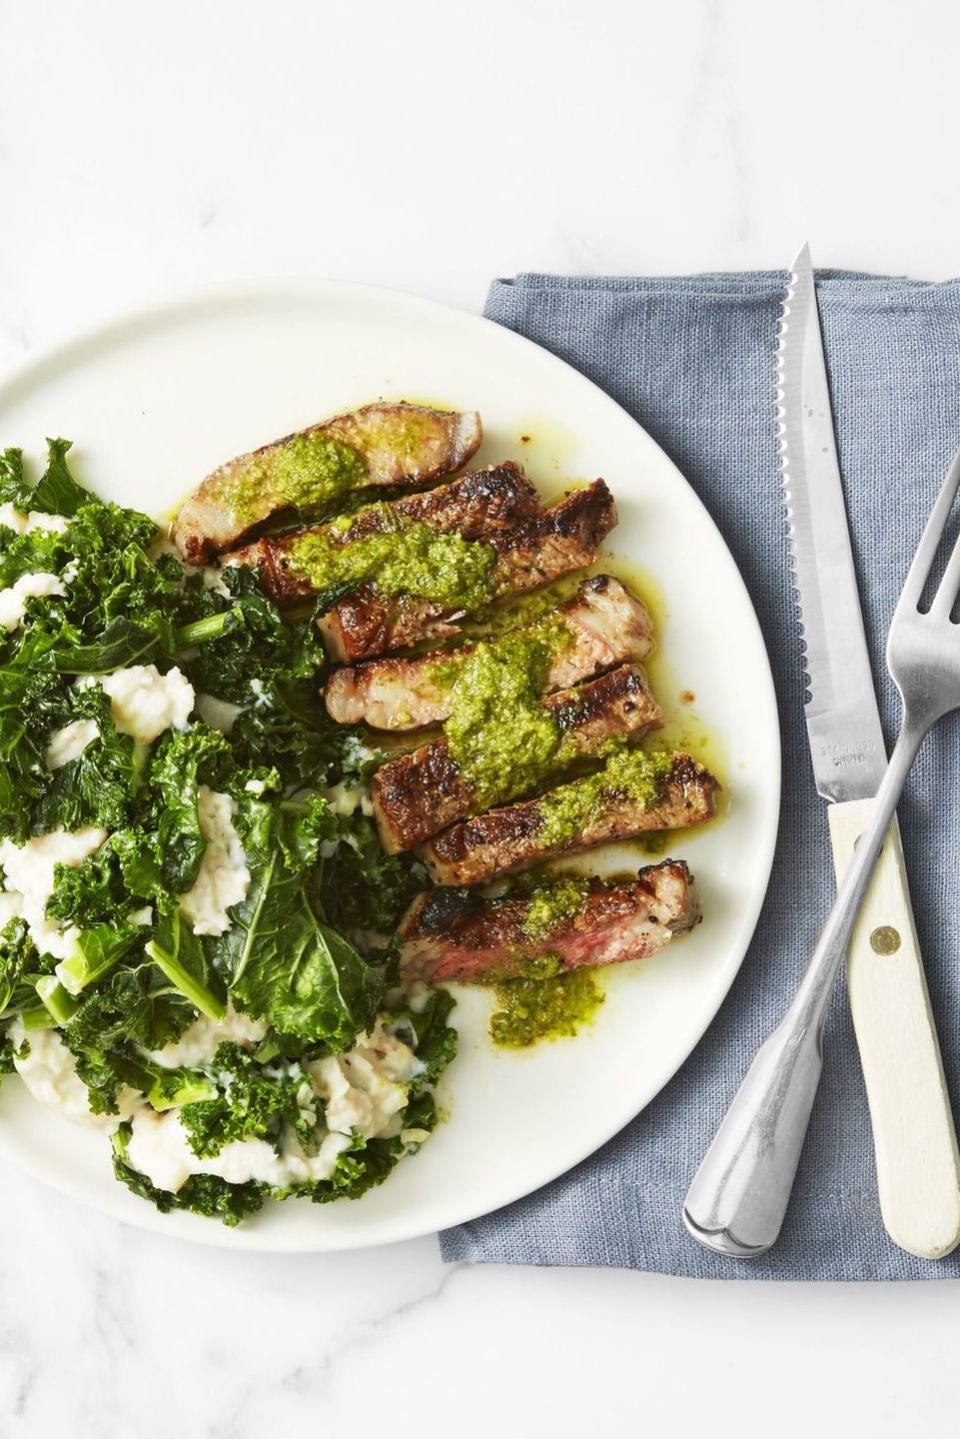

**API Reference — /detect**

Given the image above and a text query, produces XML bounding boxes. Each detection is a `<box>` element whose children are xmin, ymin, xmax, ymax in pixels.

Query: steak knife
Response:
<box><xmin>777</xmin><ymin>243</ymin><xmax>960</xmax><ymax>1258</ymax></box>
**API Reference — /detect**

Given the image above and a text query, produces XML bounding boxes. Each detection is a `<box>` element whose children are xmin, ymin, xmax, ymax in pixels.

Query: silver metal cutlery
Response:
<box><xmin>682</xmin><ymin>249</ymin><xmax>960</xmax><ymax>1258</ymax></box>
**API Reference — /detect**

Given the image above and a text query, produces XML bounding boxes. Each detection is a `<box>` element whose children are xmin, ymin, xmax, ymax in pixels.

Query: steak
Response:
<box><xmin>317</xmin><ymin>479</ymin><xmax>618</xmax><ymax>663</ymax></box>
<box><xmin>371</xmin><ymin>664</ymin><xmax>662</xmax><ymax>852</ymax></box>
<box><xmin>399</xmin><ymin>859</ymin><xmax>700</xmax><ymax>984</ymax></box>
<box><xmin>324</xmin><ymin>574</ymin><xmax>653</xmax><ymax>731</ymax></box>
<box><xmin>172</xmin><ymin>402</ymin><xmax>482</xmax><ymax>563</ymax></box>
<box><xmin>222</xmin><ymin>462</ymin><xmax>541</xmax><ymax>604</ymax></box>
<box><xmin>420</xmin><ymin>753</ymin><xmax>718</xmax><ymax>886</ymax></box>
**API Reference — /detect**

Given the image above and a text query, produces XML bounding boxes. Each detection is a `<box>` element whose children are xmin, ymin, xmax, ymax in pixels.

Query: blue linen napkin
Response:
<box><xmin>440</xmin><ymin>270</ymin><xmax>960</xmax><ymax>1280</ymax></box>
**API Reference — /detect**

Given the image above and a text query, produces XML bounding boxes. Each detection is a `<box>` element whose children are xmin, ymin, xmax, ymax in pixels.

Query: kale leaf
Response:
<box><xmin>304</xmin><ymin>1092</ymin><xmax>440</xmax><ymax>1206</ymax></box>
<box><xmin>35</xmin><ymin>692</ymin><xmax>136</xmax><ymax>833</ymax></box>
<box><xmin>214</xmin><ymin>796</ymin><xmax>383</xmax><ymax>1050</ymax></box>
<box><xmin>63</xmin><ymin>965</ymin><xmax>195</xmax><ymax>1114</ymax></box>
<box><xmin>146</xmin><ymin>909</ymin><xmax>227</xmax><ymax>1021</ymax></box>
<box><xmin>0</xmin><ymin>448</ymin><xmax>34</xmax><ymax>510</ymax></box>
<box><xmin>30</xmin><ymin>438</ymin><xmax>93</xmax><ymax>516</ymax></box>
<box><xmin>145</xmin><ymin>725</ymin><xmax>230</xmax><ymax>894</ymax></box>
<box><xmin>0</xmin><ymin>919</ymin><xmax>36</xmax><ymax>1014</ymax></box>
<box><xmin>111</xmin><ymin>1127</ymin><xmax>268</xmax><ymax>1226</ymax></box>
<box><xmin>55</xmin><ymin>920</ymin><xmax>143</xmax><ymax>997</ymax></box>
<box><xmin>179</xmin><ymin>1042</ymin><xmax>312</xmax><ymax>1158</ymax></box>
<box><xmin>0</xmin><ymin>635</ymin><xmax>71</xmax><ymax>840</ymax></box>
<box><xmin>176</xmin><ymin>564</ymin><xmax>323</xmax><ymax>704</ymax></box>
<box><xmin>390</xmin><ymin>988</ymin><xmax>458</xmax><ymax>1094</ymax></box>
<box><xmin>54</xmin><ymin>616</ymin><xmax>171</xmax><ymax>675</ymax></box>
<box><xmin>317</xmin><ymin>812</ymin><xmax>418</xmax><ymax>938</ymax></box>
<box><xmin>227</xmin><ymin>683</ymin><xmax>360</xmax><ymax>791</ymax></box>
<box><xmin>46</xmin><ymin>846</ymin><xmax>129</xmax><ymax>927</ymax></box>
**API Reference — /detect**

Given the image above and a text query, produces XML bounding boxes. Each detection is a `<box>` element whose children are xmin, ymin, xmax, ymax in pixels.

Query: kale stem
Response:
<box><xmin>145</xmin><ymin>936</ymin><xmax>226</xmax><ymax>1022</ymax></box>
<box><xmin>175</xmin><ymin>607</ymin><xmax>241</xmax><ymax>649</ymax></box>
<box><xmin>35</xmin><ymin>976</ymin><xmax>79</xmax><ymax>1024</ymax></box>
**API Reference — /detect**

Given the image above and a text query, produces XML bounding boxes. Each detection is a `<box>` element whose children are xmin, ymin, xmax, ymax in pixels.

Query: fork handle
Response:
<box><xmin>683</xmin><ymin>722</ymin><xmax>925</xmax><ymax>1257</ymax></box>
<box><xmin>828</xmin><ymin>803</ymin><xmax>960</xmax><ymax>1259</ymax></box>
<box><xmin>682</xmin><ymin>1011</ymin><xmax>825</xmax><ymax>1255</ymax></box>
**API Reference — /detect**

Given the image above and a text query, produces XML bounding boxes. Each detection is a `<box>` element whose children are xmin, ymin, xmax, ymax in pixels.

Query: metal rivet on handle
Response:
<box><xmin>870</xmin><ymin>925</ymin><xmax>902</xmax><ymax>955</ymax></box>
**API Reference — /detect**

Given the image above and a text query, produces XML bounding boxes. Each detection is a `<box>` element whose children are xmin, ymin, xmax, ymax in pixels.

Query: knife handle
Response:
<box><xmin>827</xmin><ymin>800</ymin><xmax>960</xmax><ymax>1259</ymax></box>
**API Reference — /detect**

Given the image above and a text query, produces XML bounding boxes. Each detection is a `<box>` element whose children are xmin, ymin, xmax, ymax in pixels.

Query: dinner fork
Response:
<box><xmin>683</xmin><ymin>447</ymin><xmax>960</xmax><ymax>1258</ymax></box>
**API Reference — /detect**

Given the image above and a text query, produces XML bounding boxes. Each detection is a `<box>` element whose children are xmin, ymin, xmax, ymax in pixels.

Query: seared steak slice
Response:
<box><xmin>420</xmin><ymin>753</ymin><xmax>718</xmax><ymax>886</ymax></box>
<box><xmin>223</xmin><ymin>462</ymin><xmax>540</xmax><ymax>604</ymax></box>
<box><xmin>399</xmin><ymin>859</ymin><xmax>699</xmax><ymax>984</ymax></box>
<box><xmin>372</xmin><ymin>664</ymin><xmax>662</xmax><ymax>852</ymax></box>
<box><xmin>172</xmin><ymin>403</ymin><xmax>482</xmax><ymax>563</ymax></box>
<box><xmin>324</xmin><ymin>574</ymin><xmax>653</xmax><ymax>731</ymax></box>
<box><xmin>318</xmin><ymin>479</ymin><xmax>618</xmax><ymax>663</ymax></box>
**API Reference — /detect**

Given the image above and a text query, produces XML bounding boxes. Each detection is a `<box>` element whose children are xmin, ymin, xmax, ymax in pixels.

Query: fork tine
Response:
<box><xmin>895</xmin><ymin>445</ymin><xmax>960</xmax><ymax>615</ymax></box>
<box><xmin>931</xmin><ymin>527</ymin><xmax>960</xmax><ymax>617</ymax></box>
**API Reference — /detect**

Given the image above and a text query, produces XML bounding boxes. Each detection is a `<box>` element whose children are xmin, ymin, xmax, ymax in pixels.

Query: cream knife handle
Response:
<box><xmin>828</xmin><ymin>800</ymin><xmax>960</xmax><ymax>1259</ymax></box>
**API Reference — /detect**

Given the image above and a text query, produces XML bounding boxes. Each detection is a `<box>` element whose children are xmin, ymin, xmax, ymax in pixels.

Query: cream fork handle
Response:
<box><xmin>828</xmin><ymin>800</ymin><xmax>960</xmax><ymax>1259</ymax></box>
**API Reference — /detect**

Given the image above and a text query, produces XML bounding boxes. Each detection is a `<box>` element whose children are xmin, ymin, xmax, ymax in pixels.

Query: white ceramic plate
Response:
<box><xmin>0</xmin><ymin>282</ymin><xmax>780</xmax><ymax>1250</ymax></box>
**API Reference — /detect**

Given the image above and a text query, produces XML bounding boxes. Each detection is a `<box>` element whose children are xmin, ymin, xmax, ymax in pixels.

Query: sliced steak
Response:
<box><xmin>399</xmin><ymin>859</ymin><xmax>699</xmax><ymax>984</ymax></box>
<box><xmin>318</xmin><ymin>479</ymin><xmax>618</xmax><ymax>663</ymax></box>
<box><xmin>172</xmin><ymin>403</ymin><xmax>482</xmax><ymax>563</ymax></box>
<box><xmin>372</xmin><ymin>664</ymin><xmax>662</xmax><ymax>852</ymax></box>
<box><xmin>324</xmin><ymin>574</ymin><xmax>653</xmax><ymax>731</ymax></box>
<box><xmin>420</xmin><ymin>753</ymin><xmax>718</xmax><ymax>886</ymax></box>
<box><xmin>223</xmin><ymin>462</ymin><xmax>540</xmax><ymax>604</ymax></box>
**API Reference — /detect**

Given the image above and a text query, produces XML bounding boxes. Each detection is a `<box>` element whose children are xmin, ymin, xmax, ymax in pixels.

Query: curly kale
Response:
<box><xmin>35</xmin><ymin>694</ymin><xmax>137</xmax><ymax>835</ymax></box>
<box><xmin>62</xmin><ymin>966</ymin><xmax>195</xmax><ymax>1114</ymax></box>
<box><xmin>227</xmin><ymin>683</ymin><xmax>365</xmax><ymax>791</ymax></box>
<box><xmin>0</xmin><ymin>437</ymin><xmax>460</xmax><ymax>1226</ymax></box>
<box><xmin>179</xmin><ymin>1042</ymin><xmax>314</xmax><ymax>1158</ymax></box>
<box><xmin>145</xmin><ymin>726</ymin><xmax>231</xmax><ymax>893</ymax></box>
<box><xmin>111</xmin><ymin>1128</ymin><xmax>268</xmax><ymax>1227</ymax></box>
<box><xmin>29</xmin><ymin>438</ymin><xmax>94</xmax><ymax>517</ymax></box>
<box><xmin>316</xmin><ymin>812</ymin><xmax>419</xmax><ymax>938</ymax></box>
<box><xmin>389</xmin><ymin>989</ymin><xmax>458</xmax><ymax>1094</ymax></box>
<box><xmin>0</xmin><ymin>636</ymin><xmax>73</xmax><ymax>840</ymax></box>
<box><xmin>0</xmin><ymin>918</ymin><xmax>38</xmax><ymax>1014</ymax></box>
<box><xmin>46</xmin><ymin>847</ymin><xmax>129</xmax><ymax>927</ymax></box>
<box><xmin>0</xmin><ymin>447</ymin><xmax>34</xmax><ymax>510</ymax></box>
<box><xmin>146</xmin><ymin>908</ymin><xmax>227</xmax><ymax>1022</ymax></box>
<box><xmin>304</xmin><ymin>1092</ymin><xmax>442</xmax><ymax>1206</ymax></box>
<box><xmin>175</xmin><ymin>564</ymin><xmax>324</xmax><ymax>704</ymax></box>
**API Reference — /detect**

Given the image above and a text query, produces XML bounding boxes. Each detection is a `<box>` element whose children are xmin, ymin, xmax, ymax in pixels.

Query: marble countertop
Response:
<box><xmin>2</xmin><ymin>1</ymin><xmax>960</xmax><ymax>1434</ymax></box>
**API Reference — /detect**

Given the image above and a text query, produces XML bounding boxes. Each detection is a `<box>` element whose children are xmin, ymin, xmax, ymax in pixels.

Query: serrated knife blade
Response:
<box><xmin>777</xmin><ymin>243</ymin><xmax>887</xmax><ymax>801</ymax></box>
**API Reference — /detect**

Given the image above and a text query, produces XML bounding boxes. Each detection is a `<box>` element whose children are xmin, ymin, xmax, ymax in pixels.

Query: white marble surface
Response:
<box><xmin>2</xmin><ymin>0</ymin><xmax>960</xmax><ymax>1433</ymax></box>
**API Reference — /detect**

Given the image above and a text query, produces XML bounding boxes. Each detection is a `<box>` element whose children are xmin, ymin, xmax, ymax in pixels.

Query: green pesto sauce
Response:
<box><xmin>287</xmin><ymin>512</ymin><xmax>498</xmax><ymax>609</ymax></box>
<box><xmin>521</xmin><ymin>875</ymin><xmax>591</xmax><ymax>942</ymax></box>
<box><xmin>458</xmin><ymin>576</ymin><xmax>577</xmax><ymax>641</ymax></box>
<box><xmin>229</xmin><ymin>434</ymin><xmax>367</xmax><ymax>525</ymax></box>
<box><xmin>536</xmin><ymin>745</ymin><xmax>674</xmax><ymax>849</ymax></box>
<box><xmin>489</xmin><ymin>958</ymin><xmax>604</xmax><ymax>1048</ymax></box>
<box><xmin>431</xmin><ymin>628</ymin><xmax>571</xmax><ymax>812</ymax></box>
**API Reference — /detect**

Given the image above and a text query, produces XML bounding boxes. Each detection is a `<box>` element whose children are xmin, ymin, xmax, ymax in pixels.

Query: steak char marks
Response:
<box><xmin>172</xmin><ymin>402</ymin><xmax>482</xmax><ymax>563</ymax></box>
<box><xmin>399</xmin><ymin>859</ymin><xmax>700</xmax><ymax>984</ymax></box>
<box><xmin>420</xmin><ymin>754</ymin><xmax>718</xmax><ymax>886</ymax></box>
<box><xmin>223</xmin><ymin>463</ymin><xmax>540</xmax><ymax>604</ymax></box>
<box><xmin>317</xmin><ymin>479</ymin><xmax>618</xmax><ymax>663</ymax></box>
<box><xmin>324</xmin><ymin>574</ymin><xmax>653</xmax><ymax>731</ymax></box>
<box><xmin>371</xmin><ymin>664</ymin><xmax>662</xmax><ymax>852</ymax></box>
